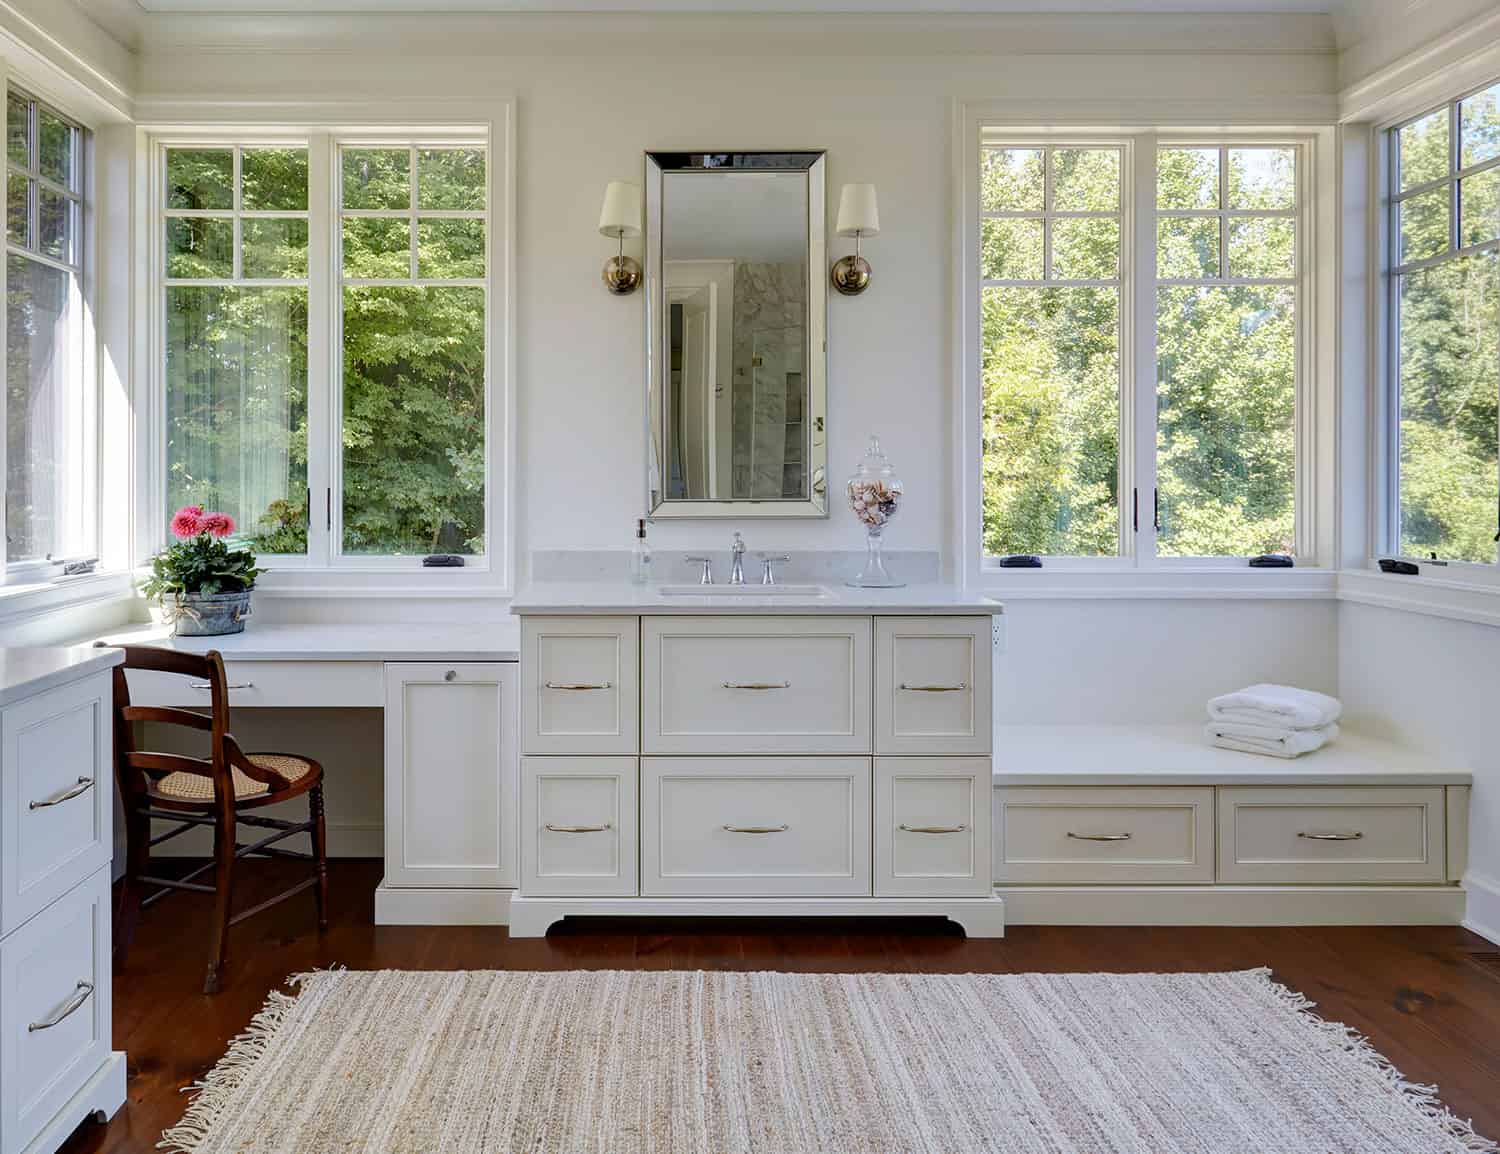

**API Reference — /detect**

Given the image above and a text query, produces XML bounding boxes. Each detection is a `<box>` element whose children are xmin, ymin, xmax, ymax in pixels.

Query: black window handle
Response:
<box><xmin>1154</xmin><ymin>488</ymin><xmax>1161</xmax><ymax>533</ymax></box>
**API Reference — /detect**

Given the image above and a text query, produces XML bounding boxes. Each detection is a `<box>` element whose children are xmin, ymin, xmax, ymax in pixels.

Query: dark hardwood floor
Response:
<box><xmin>63</xmin><ymin>859</ymin><xmax>1500</xmax><ymax>1153</ymax></box>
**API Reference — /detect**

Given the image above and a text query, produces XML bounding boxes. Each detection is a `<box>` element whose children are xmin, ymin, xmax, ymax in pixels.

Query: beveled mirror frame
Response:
<box><xmin>645</xmin><ymin>151</ymin><xmax>828</xmax><ymax>519</ymax></box>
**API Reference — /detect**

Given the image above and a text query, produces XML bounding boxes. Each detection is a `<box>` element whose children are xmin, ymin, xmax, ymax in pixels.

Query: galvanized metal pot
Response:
<box><xmin>168</xmin><ymin>589</ymin><xmax>253</xmax><ymax>636</ymax></box>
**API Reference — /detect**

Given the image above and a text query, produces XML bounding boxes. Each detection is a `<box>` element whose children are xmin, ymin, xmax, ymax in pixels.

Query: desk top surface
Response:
<box><xmin>94</xmin><ymin>620</ymin><xmax>520</xmax><ymax>662</ymax></box>
<box><xmin>0</xmin><ymin>646</ymin><xmax>124</xmax><ymax>708</ymax></box>
<box><xmin>992</xmin><ymin>724</ymin><xmax>1471</xmax><ymax>785</ymax></box>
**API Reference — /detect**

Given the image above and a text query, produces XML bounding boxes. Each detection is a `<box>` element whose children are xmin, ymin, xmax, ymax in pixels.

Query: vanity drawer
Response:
<box><xmin>994</xmin><ymin>787</ymin><xmax>1214</xmax><ymax>884</ymax></box>
<box><xmin>124</xmin><ymin>661</ymin><xmax>383</xmax><ymax>707</ymax></box>
<box><xmin>522</xmin><ymin>617</ymin><xmax>639</xmax><ymax>755</ymax></box>
<box><xmin>642</xmin><ymin>757</ymin><xmax>871</xmax><ymax>896</ymax></box>
<box><xmin>521</xmin><ymin>757</ymin><xmax>638</xmax><ymax>896</ymax></box>
<box><xmin>874</xmin><ymin>617</ymin><xmax>992</xmax><ymax>755</ymax></box>
<box><xmin>1</xmin><ymin>867</ymin><xmax>112</xmax><ymax>1154</ymax></box>
<box><xmin>875</xmin><ymin>758</ymin><xmax>991</xmax><ymax>896</ymax></box>
<box><xmin>642</xmin><ymin>617</ymin><xmax>871</xmax><ymax>754</ymax></box>
<box><xmin>1217</xmin><ymin>786</ymin><xmax>1445</xmax><ymax>884</ymax></box>
<box><xmin>1</xmin><ymin>673</ymin><xmax>113</xmax><ymax>938</ymax></box>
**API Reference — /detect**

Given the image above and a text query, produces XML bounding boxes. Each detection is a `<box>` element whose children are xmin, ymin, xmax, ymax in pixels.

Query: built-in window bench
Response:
<box><xmin>992</xmin><ymin>724</ymin><xmax>1472</xmax><ymax>927</ymax></box>
<box><xmin>88</xmin><ymin>621</ymin><xmax>521</xmax><ymax>927</ymax></box>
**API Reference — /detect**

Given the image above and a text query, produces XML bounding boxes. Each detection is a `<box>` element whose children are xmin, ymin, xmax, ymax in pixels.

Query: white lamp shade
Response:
<box><xmin>835</xmin><ymin>183</ymin><xmax>880</xmax><ymax>238</ymax></box>
<box><xmin>598</xmin><ymin>181</ymin><xmax>642</xmax><ymax>239</ymax></box>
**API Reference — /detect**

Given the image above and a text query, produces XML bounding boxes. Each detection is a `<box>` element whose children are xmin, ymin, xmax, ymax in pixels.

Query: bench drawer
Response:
<box><xmin>642</xmin><ymin>617</ymin><xmax>871</xmax><ymax>754</ymax></box>
<box><xmin>521</xmin><ymin>757</ymin><xmax>638</xmax><ymax>896</ymax></box>
<box><xmin>642</xmin><ymin>757</ymin><xmax>871</xmax><ymax>896</ymax></box>
<box><xmin>875</xmin><ymin>758</ymin><xmax>991</xmax><ymax>896</ymax></box>
<box><xmin>1217</xmin><ymin>786</ymin><xmax>1445</xmax><ymax>883</ymax></box>
<box><xmin>521</xmin><ymin>617</ymin><xmax>639</xmax><ymax>755</ymax></box>
<box><xmin>874</xmin><ymin>618</ymin><xmax>992</xmax><ymax>755</ymax></box>
<box><xmin>1</xmin><ymin>868</ymin><xmax>112</xmax><ymax>1154</ymax></box>
<box><xmin>994</xmin><ymin>787</ymin><xmax>1214</xmax><ymax>884</ymax></box>
<box><xmin>1</xmin><ymin>673</ymin><xmax>113</xmax><ymax>937</ymax></box>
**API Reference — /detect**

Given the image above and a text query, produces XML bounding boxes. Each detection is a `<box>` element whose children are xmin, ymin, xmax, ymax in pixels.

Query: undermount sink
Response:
<box><xmin>656</xmin><ymin>583</ymin><xmax>832</xmax><ymax>598</ymax></box>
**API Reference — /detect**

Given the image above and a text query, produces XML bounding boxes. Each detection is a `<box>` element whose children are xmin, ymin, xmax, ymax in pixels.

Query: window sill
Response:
<box><xmin>975</xmin><ymin>567</ymin><xmax>1338</xmax><ymax>600</ymax></box>
<box><xmin>0</xmin><ymin>570</ymin><xmax>136</xmax><ymax>627</ymax></box>
<box><xmin>1337</xmin><ymin>568</ymin><xmax>1500</xmax><ymax>629</ymax></box>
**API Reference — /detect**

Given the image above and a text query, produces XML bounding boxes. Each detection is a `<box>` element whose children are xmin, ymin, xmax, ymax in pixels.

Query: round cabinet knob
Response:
<box><xmin>444</xmin><ymin>670</ymin><xmax>458</xmax><ymax>682</ymax></box>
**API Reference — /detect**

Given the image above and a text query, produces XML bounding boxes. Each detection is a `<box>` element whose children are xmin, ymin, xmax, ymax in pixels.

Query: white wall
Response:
<box><xmin>998</xmin><ymin>599</ymin><xmax>1338</xmax><ymax>726</ymax></box>
<box><xmin>1339</xmin><ymin>604</ymin><xmax>1500</xmax><ymax>941</ymax></box>
<box><xmin>130</xmin><ymin>13</ymin><xmax>1337</xmax><ymax>574</ymax></box>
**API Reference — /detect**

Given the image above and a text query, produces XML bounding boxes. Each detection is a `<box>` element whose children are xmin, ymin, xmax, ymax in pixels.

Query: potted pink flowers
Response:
<box><xmin>141</xmin><ymin>506</ymin><xmax>264</xmax><ymax>636</ymax></box>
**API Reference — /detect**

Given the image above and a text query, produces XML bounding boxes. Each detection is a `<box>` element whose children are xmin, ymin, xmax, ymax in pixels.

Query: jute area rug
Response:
<box><xmin>163</xmin><ymin>968</ymin><xmax>1495</xmax><ymax>1153</ymax></box>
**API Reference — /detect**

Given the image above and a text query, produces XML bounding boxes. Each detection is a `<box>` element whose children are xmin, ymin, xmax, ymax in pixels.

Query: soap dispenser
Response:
<box><xmin>630</xmin><ymin>518</ymin><xmax>652</xmax><ymax>585</ymax></box>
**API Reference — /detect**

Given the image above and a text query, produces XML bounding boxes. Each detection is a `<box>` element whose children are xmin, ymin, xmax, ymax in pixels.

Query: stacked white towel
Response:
<box><xmin>1204</xmin><ymin>684</ymin><xmax>1342</xmax><ymax>759</ymax></box>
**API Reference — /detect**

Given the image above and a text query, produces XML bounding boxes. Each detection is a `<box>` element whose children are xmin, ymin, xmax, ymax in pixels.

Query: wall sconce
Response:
<box><xmin>599</xmin><ymin>180</ymin><xmax>643</xmax><ymax>295</ymax></box>
<box><xmin>831</xmin><ymin>183</ymin><xmax>879</xmax><ymax>296</ymax></box>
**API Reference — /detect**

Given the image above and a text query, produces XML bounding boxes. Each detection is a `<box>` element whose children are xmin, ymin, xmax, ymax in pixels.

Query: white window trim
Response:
<box><xmin>141</xmin><ymin>104</ymin><xmax>515</xmax><ymax>598</ymax></box>
<box><xmin>956</xmin><ymin>109</ymin><xmax>1336</xmax><ymax>594</ymax></box>
<box><xmin>1367</xmin><ymin>80</ymin><xmax>1500</xmax><ymax>594</ymax></box>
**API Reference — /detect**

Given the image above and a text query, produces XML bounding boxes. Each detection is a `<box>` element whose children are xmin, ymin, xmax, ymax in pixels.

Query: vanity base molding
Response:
<box><xmin>373</xmin><ymin>882</ymin><xmax>511</xmax><ymax>926</ymax></box>
<box><xmin>14</xmin><ymin>1052</ymin><xmax>125</xmax><ymax>1154</ymax></box>
<box><xmin>507</xmin><ymin>894</ymin><xmax>1005</xmax><ymax>939</ymax></box>
<box><xmin>998</xmin><ymin>885</ymin><xmax>1466</xmax><ymax>926</ymax></box>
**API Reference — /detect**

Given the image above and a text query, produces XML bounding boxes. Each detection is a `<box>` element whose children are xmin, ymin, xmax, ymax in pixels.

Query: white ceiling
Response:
<box><xmin>116</xmin><ymin>0</ymin><xmax>1345</xmax><ymax>12</ymax></box>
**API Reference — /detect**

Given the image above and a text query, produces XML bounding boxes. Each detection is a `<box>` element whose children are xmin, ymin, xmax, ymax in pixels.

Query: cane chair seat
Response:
<box><xmin>154</xmin><ymin>753</ymin><xmax>318</xmax><ymax>804</ymax></box>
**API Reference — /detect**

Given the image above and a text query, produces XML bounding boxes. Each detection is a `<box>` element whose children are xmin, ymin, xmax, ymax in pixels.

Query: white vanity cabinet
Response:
<box><xmin>0</xmin><ymin>650</ymin><xmax>125</xmax><ymax>1154</ymax></box>
<box><xmin>383</xmin><ymin>662</ymin><xmax>517</xmax><ymax>890</ymax></box>
<box><xmin>510</xmin><ymin>605</ymin><xmax>1004</xmax><ymax>937</ymax></box>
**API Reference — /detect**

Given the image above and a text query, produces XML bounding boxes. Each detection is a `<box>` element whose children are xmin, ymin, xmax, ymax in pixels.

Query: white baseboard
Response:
<box><xmin>152</xmin><ymin>821</ymin><xmax>383</xmax><ymax>859</ymax></box>
<box><xmin>998</xmin><ymin>885</ymin><xmax>1467</xmax><ymax>926</ymax></box>
<box><xmin>374</xmin><ymin>883</ymin><xmax>513</xmax><ymax>925</ymax></box>
<box><xmin>1462</xmin><ymin>872</ymin><xmax>1500</xmax><ymax>945</ymax></box>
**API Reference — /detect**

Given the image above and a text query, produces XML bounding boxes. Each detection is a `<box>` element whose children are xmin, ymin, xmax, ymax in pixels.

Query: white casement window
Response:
<box><xmin>979</xmin><ymin>143</ymin><xmax>1126</xmax><ymax>559</ymax></box>
<box><xmin>973</xmin><ymin>131</ymin><xmax>1311</xmax><ymax>574</ymax></box>
<box><xmin>1155</xmin><ymin>144</ymin><xmax>1300</xmax><ymax>558</ymax></box>
<box><xmin>1383</xmin><ymin>81</ymin><xmax>1500</xmax><ymax>571</ymax></box>
<box><xmin>4</xmin><ymin>87</ymin><xmax>94</xmax><ymax>579</ymax></box>
<box><xmin>155</xmin><ymin>132</ymin><xmax>493</xmax><ymax>576</ymax></box>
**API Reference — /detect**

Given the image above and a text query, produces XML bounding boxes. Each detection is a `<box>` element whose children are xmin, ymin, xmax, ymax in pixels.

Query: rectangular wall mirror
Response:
<box><xmin>646</xmin><ymin>151</ymin><xmax>827</xmax><ymax>518</ymax></box>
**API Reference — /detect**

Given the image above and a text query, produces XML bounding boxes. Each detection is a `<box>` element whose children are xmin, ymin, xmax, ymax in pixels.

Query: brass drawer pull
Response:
<box><xmin>721</xmin><ymin>681</ymin><xmax>791</xmax><ymax>690</ymax></box>
<box><xmin>1066</xmin><ymin>831</ymin><xmax>1132</xmax><ymax>842</ymax></box>
<box><xmin>29</xmin><ymin>776</ymin><xmax>94</xmax><ymax>810</ymax></box>
<box><xmin>899</xmin><ymin>683</ymin><xmax>968</xmax><ymax>692</ymax></box>
<box><xmin>1298</xmin><ymin>830</ymin><xmax>1364</xmax><ymax>841</ymax></box>
<box><xmin>545</xmin><ymin>822</ymin><xmax>612</xmax><ymax>834</ymax></box>
<box><xmin>29</xmin><ymin>980</ymin><xmax>94</xmax><ymax>1032</ymax></box>
<box><xmin>544</xmin><ymin>682</ymin><xmax>612</xmax><ymax>691</ymax></box>
<box><xmin>190</xmin><ymin>681</ymin><xmax>254</xmax><ymax>690</ymax></box>
<box><xmin>723</xmin><ymin>823</ymin><xmax>789</xmax><ymax>834</ymax></box>
<box><xmin>899</xmin><ymin>823</ymin><xmax>967</xmax><ymax>834</ymax></box>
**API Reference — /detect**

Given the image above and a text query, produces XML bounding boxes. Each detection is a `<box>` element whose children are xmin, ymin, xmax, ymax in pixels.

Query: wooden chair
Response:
<box><xmin>101</xmin><ymin>644</ymin><xmax>328</xmax><ymax>994</ymax></box>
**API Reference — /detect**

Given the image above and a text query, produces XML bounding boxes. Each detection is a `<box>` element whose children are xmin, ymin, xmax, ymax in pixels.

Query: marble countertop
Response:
<box><xmin>510</xmin><ymin>581</ymin><xmax>1004</xmax><ymax>615</ymax></box>
<box><xmin>0</xmin><ymin>646</ymin><xmax>124</xmax><ymax>708</ymax></box>
<box><xmin>91</xmin><ymin>620</ymin><xmax>521</xmax><ymax>662</ymax></box>
<box><xmin>992</xmin><ymin>724</ymin><xmax>1470</xmax><ymax>785</ymax></box>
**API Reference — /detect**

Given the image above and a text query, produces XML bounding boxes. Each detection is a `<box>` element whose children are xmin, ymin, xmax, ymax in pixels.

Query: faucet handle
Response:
<box><xmin>758</xmin><ymin>553</ymin><xmax>791</xmax><ymax>585</ymax></box>
<box><xmin>684</xmin><ymin>556</ymin><xmax>713</xmax><ymax>585</ymax></box>
<box><xmin>731</xmin><ymin>531</ymin><xmax>746</xmax><ymax>554</ymax></box>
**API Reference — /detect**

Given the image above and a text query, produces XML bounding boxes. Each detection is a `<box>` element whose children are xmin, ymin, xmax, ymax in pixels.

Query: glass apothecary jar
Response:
<box><xmin>846</xmin><ymin>435</ymin><xmax>904</xmax><ymax>588</ymax></box>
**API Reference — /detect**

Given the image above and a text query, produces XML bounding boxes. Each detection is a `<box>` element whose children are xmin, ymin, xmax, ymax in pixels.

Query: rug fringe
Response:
<box><xmin>156</xmin><ymin>969</ymin><xmax>346</xmax><ymax>1154</ymax></box>
<box><xmin>1246</xmin><ymin>967</ymin><xmax>1499</xmax><ymax>1153</ymax></box>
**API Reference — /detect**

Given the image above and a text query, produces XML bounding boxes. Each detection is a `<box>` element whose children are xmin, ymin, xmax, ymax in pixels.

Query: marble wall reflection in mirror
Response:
<box><xmin>646</xmin><ymin>152</ymin><xmax>827</xmax><ymax>518</ymax></box>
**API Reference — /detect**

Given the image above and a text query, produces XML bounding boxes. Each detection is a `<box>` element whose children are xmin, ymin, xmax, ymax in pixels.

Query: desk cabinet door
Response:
<box><xmin>384</xmin><ymin>663</ymin><xmax>517</xmax><ymax>888</ymax></box>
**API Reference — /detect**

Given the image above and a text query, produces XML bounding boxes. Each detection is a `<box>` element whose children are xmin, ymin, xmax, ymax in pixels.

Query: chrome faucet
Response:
<box><xmin>728</xmin><ymin>532</ymin><xmax>747</xmax><ymax>585</ymax></box>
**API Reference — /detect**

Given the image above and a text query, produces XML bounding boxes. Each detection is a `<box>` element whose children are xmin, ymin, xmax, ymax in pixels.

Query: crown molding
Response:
<box><xmin>1339</xmin><ymin>3</ymin><xmax>1500</xmax><ymax>122</ymax></box>
<box><xmin>132</xmin><ymin>9</ymin><xmax>1336</xmax><ymax>57</ymax></box>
